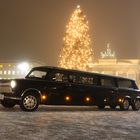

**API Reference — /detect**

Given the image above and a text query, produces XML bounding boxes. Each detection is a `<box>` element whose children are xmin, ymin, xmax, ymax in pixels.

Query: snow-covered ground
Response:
<box><xmin>0</xmin><ymin>105</ymin><xmax>140</xmax><ymax>140</ymax></box>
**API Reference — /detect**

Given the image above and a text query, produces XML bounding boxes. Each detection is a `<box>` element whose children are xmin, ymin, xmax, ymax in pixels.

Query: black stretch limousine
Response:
<box><xmin>0</xmin><ymin>66</ymin><xmax>140</xmax><ymax>111</ymax></box>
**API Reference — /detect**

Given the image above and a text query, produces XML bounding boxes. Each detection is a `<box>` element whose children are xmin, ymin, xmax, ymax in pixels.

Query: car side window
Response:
<box><xmin>52</xmin><ymin>72</ymin><xmax>68</xmax><ymax>82</ymax></box>
<box><xmin>100</xmin><ymin>77</ymin><xmax>115</xmax><ymax>87</ymax></box>
<box><xmin>28</xmin><ymin>70</ymin><xmax>47</xmax><ymax>79</ymax></box>
<box><xmin>78</xmin><ymin>76</ymin><xmax>98</xmax><ymax>85</ymax></box>
<box><xmin>118</xmin><ymin>80</ymin><xmax>133</xmax><ymax>89</ymax></box>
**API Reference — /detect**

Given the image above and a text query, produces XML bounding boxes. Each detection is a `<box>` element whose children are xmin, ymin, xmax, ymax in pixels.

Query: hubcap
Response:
<box><xmin>23</xmin><ymin>95</ymin><xmax>37</xmax><ymax>110</ymax></box>
<box><xmin>135</xmin><ymin>100</ymin><xmax>140</xmax><ymax>109</ymax></box>
<box><xmin>123</xmin><ymin>99</ymin><xmax>129</xmax><ymax>109</ymax></box>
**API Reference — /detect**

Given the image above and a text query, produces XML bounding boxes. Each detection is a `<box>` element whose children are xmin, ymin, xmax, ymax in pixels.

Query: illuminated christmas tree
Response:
<box><xmin>59</xmin><ymin>5</ymin><xmax>93</xmax><ymax>71</ymax></box>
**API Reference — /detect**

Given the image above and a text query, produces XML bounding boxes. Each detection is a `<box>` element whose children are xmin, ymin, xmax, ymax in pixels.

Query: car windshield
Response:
<box><xmin>26</xmin><ymin>70</ymin><xmax>47</xmax><ymax>79</ymax></box>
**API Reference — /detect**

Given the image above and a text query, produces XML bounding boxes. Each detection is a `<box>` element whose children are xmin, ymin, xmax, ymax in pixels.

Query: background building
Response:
<box><xmin>0</xmin><ymin>61</ymin><xmax>44</xmax><ymax>79</ymax></box>
<box><xmin>88</xmin><ymin>44</ymin><xmax>140</xmax><ymax>87</ymax></box>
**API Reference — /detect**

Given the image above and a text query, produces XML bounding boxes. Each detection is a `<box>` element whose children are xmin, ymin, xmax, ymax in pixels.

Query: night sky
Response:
<box><xmin>0</xmin><ymin>0</ymin><xmax>140</xmax><ymax>66</ymax></box>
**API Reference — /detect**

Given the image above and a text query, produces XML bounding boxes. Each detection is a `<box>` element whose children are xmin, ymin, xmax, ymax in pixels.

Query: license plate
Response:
<box><xmin>0</xmin><ymin>94</ymin><xmax>4</xmax><ymax>100</ymax></box>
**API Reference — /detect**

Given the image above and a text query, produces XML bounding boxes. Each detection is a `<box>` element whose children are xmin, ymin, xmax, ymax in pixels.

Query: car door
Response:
<box><xmin>96</xmin><ymin>76</ymin><xmax>118</xmax><ymax>105</ymax></box>
<box><xmin>45</xmin><ymin>71</ymin><xmax>71</xmax><ymax>104</ymax></box>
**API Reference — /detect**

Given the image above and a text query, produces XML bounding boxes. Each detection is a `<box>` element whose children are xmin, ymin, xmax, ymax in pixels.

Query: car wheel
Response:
<box><xmin>110</xmin><ymin>104</ymin><xmax>116</xmax><ymax>109</ymax></box>
<box><xmin>20</xmin><ymin>93</ymin><xmax>40</xmax><ymax>111</ymax></box>
<box><xmin>132</xmin><ymin>99</ymin><xmax>140</xmax><ymax>111</ymax></box>
<box><xmin>1</xmin><ymin>101</ymin><xmax>16</xmax><ymax>108</ymax></box>
<box><xmin>120</xmin><ymin>99</ymin><xmax>130</xmax><ymax>110</ymax></box>
<box><xmin>97</xmin><ymin>104</ymin><xmax>105</xmax><ymax>109</ymax></box>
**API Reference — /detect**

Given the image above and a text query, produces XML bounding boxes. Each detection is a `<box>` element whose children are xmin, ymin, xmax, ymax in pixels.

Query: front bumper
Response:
<box><xmin>0</xmin><ymin>93</ymin><xmax>21</xmax><ymax>101</ymax></box>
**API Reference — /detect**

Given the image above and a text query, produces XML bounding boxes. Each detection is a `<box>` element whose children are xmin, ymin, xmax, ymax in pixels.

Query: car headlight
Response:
<box><xmin>10</xmin><ymin>80</ymin><xmax>16</xmax><ymax>88</ymax></box>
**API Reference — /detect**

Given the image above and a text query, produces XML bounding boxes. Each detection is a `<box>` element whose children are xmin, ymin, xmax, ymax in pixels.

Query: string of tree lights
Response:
<box><xmin>59</xmin><ymin>5</ymin><xmax>93</xmax><ymax>71</ymax></box>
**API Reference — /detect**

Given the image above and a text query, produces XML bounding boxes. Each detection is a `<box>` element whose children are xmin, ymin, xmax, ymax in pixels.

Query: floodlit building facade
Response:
<box><xmin>88</xmin><ymin>44</ymin><xmax>140</xmax><ymax>87</ymax></box>
<box><xmin>0</xmin><ymin>61</ymin><xmax>45</xmax><ymax>79</ymax></box>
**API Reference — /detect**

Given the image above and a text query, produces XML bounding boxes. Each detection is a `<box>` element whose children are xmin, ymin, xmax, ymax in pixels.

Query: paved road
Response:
<box><xmin>0</xmin><ymin>105</ymin><xmax>140</xmax><ymax>140</ymax></box>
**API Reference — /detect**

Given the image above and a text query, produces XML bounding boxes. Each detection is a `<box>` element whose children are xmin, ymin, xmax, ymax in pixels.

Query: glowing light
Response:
<box><xmin>0</xmin><ymin>64</ymin><xmax>3</xmax><ymax>68</ymax></box>
<box><xmin>86</xmin><ymin>97</ymin><xmax>91</xmax><ymax>102</ymax></box>
<box><xmin>42</xmin><ymin>95</ymin><xmax>47</xmax><ymax>100</ymax></box>
<box><xmin>17</xmin><ymin>62</ymin><xmax>29</xmax><ymax>73</ymax></box>
<box><xmin>65</xmin><ymin>96</ymin><xmax>71</xmax><ymax>101</ymax></box>
<box><xmin>118</xmin><ymin>98</ymin><xmax>123</xmax><ymax>102</ymax></box>
<box><xmin>59</xmin><ymin>5</ymin><xmax>93</xmax><ymax>71</ymax></box>
<box><xmin>10</xmin><ymin>80</ymin><xmax>16</xmax><ymax>88</ymax></box>
<box><xmin>77</xmin><ymin>5</ymin><xmax>80</xmax><ymax>9</ymax></box>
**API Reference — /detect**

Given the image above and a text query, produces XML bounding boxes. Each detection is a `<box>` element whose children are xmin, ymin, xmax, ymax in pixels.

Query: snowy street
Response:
<box><xmin>0</xmin><ymin>105</ymin><xmax>140</xmax><ymax>140</ymax></box>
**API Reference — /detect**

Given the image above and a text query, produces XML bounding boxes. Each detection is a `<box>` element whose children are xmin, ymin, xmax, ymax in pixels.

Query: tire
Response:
<box><xmin>120</xmin><ymin>99</ymin><xmax>130</xmax><ymax>110</ymax></box>
<box><xmin>110</xmin><ymin>104</ymin><xmax>116</xmax><ymax>109</ymax></box>
<box><xmin>1</xmin><ymin>100</ymin><xmax>16</xmax><ymax>108</ymax></box>
<box><xmin>132</xmin><ymin>99</ymin><xmax>140</xmax><ymax>111</ymax></box>
<box><xmin>98</xmin><ymin>104</ymin><xmax>105</xmax><ymax>109</ymax></box>
<box><xmin>20</xmin><ymin>92</ymin><xmax>40</xmax><ymax>111</ymax></box>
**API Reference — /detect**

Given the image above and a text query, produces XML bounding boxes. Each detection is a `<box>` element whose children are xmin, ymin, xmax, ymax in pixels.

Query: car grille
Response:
<box><xmin>0</xmin><ymin>82</ymin><xmax>12</xmax><ymax>93</ymax></box>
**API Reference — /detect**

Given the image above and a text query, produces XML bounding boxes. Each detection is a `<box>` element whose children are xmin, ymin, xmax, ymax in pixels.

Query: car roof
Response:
<box><xmin>31</xmin><ymin>66</ymin><xmax>134</xmax><ymax>81</ymax></box>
